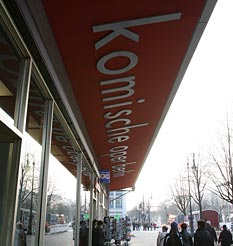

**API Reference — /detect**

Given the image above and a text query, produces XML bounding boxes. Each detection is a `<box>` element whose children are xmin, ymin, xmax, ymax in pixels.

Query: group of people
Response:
<box><xmin>73</xmin><ymin>219</ymin><xmax>106</xmax><ymax>246</ymax></box>
<box><xmin>157</xmin><ymin>220</ymin><xmax>233</xmax><ymax>246</ymax></box>
<box><xmin>92</xmin><ymin>220</ymin><xmax>105</xmax><ymax>246</ymax></box>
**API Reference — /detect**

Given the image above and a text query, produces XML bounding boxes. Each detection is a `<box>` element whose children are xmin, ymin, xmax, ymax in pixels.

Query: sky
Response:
<box><xmin>126</xmin><ymin>0</ymin><xmax>233</xmax><ymax>210</ymax></box>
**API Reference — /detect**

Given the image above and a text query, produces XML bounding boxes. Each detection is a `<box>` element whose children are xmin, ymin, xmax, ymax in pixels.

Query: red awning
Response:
<box><xmin>42</xmin><ymin>0</ymin><xmax>216</xmax><ymax>190</ymax></box>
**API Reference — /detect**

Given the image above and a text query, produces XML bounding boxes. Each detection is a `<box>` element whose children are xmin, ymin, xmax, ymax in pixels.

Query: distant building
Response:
<box><xmin>109</xmin><ymin>191</ymin><xmax>127</xmax><ymax>218</ymax></box>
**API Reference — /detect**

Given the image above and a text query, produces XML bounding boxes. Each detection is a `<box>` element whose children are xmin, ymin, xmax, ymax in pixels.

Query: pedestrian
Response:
<box><xmin>14</xmin><ymin>222</ymin><xmax>27</xmax><ymax>246</ymax></box>
<box><xmin>180</xmin><ymin>223</ymin><xmax>193</xmax><ymax>246</ymax></box>
<box><xmin>132</xmin><ymin>221</ymin><xmax>136</xmax><ymax>231</ymax></box>
<box><xmin>157</xmin><ymin>225</ymin><xmax>168</xmax><ymax>246</ymax></box>
<box><xmin>92</xmin><ymin>220</ymin><xmax>105</xmax><ymax>246</ymax></box>
<box><xmin>164</xmin><ymin>221</ymin><xmax>183</xmax><ymax>246</ymax></box>
<box><xmin>218</xmin><ymin>224</ymin><xmax>232</xmax><ymax>246</ymax></box>
<box><xmin>79</xmin><ymin>220</ymin><xmax>89</xmax><ymax>246</ymax></box>
<box><xmin>205</xmin><ymin>220</ymin><xmax>217</xmax><ymax>246</ymax></box>
<box><xmin>194</xmin><ymin>220</ymin><xmax>211</xmax><ymax>246</ymax></box>
<box><xmin>92</xmin><ymin>219</ymin><xmax>98</xmax><ymax>229</ymax></box>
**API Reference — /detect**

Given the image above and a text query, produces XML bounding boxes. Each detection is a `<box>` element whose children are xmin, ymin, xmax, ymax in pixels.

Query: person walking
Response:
<box><xmin>157</xmin><ymin>225</ymin><xmax>168</xmax><ymax>246</ymax></box>
<box><xmin>194</xmin><ymin>220</ymin><xmax>211</xmax><ymax>246</ymax></box>
<box><xmin>218</xmin><ymin>224</ymin><xmax>232</xmax><ymax>246</ymax></box>
<box><xmin>205</xmin><ymin>220</ymin><xmax>217</xmax><ymax>246</ymax></box>
<box><xmin>164</xmin><ymin>221</ymin><xmax>183</xmax><ymax>246</ymax></box>
<box><xmin>92</xmin><ymin>220</ymin><xmax>105</xmax><ymax>246</ymax></box>
<box><xmin>180</xmin><ymin>223</ymin><xmax>193</xmax><ymax>246</ymax></box>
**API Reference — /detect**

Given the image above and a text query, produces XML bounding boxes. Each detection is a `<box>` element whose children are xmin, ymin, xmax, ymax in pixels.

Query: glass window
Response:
<box><xmin>0</xmin><ymin>26</ymin><xmax>20</xmax><ymax>121</ymax></box>
<box><xmin>115</xmin><ymin>198</ymin><xmax>122</xmax><ymax>209</ymax></box>
<box><xmin>109</xmin><ymin>200</ymin><xmax>114</xmax><ymax>209</ymax></box>
<box><xmin>15</xmin><ymin>74</ymin><xmax>46</xmax><ymax>246</ymax></box>
<box><xmin>25</xmin><ymin>75</ymin><xmax>46</xmax><ymax>145</ymax></box>
<box><xmin>45</xmin><ymin>112</ymin><xmax>77</xmax><ymax>245</ymax></box>
<box><xmin>115</xmin><ymin>191</ymin><xmax>122</xmax><ymax>196</ymax></box>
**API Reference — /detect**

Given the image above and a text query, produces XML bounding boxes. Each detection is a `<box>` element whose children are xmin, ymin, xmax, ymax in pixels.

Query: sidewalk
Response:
<box><xmin>130</xmin><ymin>230</ymin><xmax>157</xmax><ymax>246</ymax></box>
<box><xmin>26</xmin><ymin>229</ymin><xmax>158</xmax><ymax>245</ymax></box>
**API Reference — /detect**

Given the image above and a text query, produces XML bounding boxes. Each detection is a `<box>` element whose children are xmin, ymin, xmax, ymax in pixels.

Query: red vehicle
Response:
<box><xmin>192</xmin><ymin>209</ymin><xmax>219</xmax><ymax>229</ymax></box>
<box><xmin>176</xmin><ymin>209</ymin><xmax>219</xmax><ymax>229</ymax></box>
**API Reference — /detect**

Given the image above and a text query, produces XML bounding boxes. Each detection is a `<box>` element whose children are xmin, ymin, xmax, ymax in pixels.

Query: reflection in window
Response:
<box><xmin>25</xmin><ymin>75</ymin><xmax>45</xmax><ymax>145</ymax></box>
<box><xmin>15</xmin><ymin>138</ymin><xmax>42</xmax><ymax>246</ymax></box>
<box><xmin>45</xmin><ymin>113</ymin><xmax>77</xmax><ymax>245</ymax></box>
<box><xmin>15</xmin><ymin>73</ymin><xmax>46</xmax><ymax>245</ymax></box>
<box><xmin>0</xmin><ymin>26</ymin><xmax>20</xmax><ymax>120</ymax></box>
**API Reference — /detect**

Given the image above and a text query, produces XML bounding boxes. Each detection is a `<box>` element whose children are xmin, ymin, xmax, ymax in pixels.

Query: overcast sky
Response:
<box><xmin>126</xmin><ymin>0</ymin><xmax>233</xmax><ymax>210</ymax></box>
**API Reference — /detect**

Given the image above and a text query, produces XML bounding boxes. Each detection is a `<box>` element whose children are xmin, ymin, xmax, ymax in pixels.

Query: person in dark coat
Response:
<box><xmin>79</xmin><ymin>220</ymin><xmax>89</xmax><ymax>246</ymax></box>
<box><xmin>92</xmin><ymin>220</ymin><xmax>105</xmax><ymax>246</ymax></box>
<box><xmin>164</xmin><ymin>221</ymin><xmax>183</xmax><ymax>246</ymax></box>
<box><xmin>218</xmin><ymin>224</ymin><xmax>233</xmax><ymax>246</ymax></box>
<box><xmin>194</xmin><ymin>220</ymin><xmax>211</xmax><ymax>246</ymax></box>
<box><xmin>205</xmin><ymin>220</ymin><xmax>217</xmax><ymax>246</ymax></box>
<box><xmin>180</xmin><ymin>223</ymin><xmax>193</xmax><ymax>246</ymax></box>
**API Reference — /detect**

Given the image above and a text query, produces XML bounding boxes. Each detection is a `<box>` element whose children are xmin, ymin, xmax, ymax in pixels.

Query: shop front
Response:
<box><xmin>0</xmin><ymin>1</ymin><xmax>216</xmax><ymax>245</ymax></box>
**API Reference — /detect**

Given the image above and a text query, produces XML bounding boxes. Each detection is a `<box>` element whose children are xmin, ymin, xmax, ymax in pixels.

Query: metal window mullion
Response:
<box><xmin>14</xmin><ymin>58</ymin><xmax>32</xmax><ymax>132</ymax></box>
<box><xmin>106</xmin><ymin>185</ymin><xmax>110</xmax><ymax>216</ymax></box>
<box><xmin>88</xmin><ymin>173</ymin><xmax>94</xmax><ymax>246</ymax></box>
<box><xmin>74</xmin><ymin>152</ymin><xmax>82</xmax><ymax>246</ymax></box>
<box><xmin>97</xmin><ymin>191</ymin><xmax>100</xmax><ymax>219</ymax></box>
<box><xmin>35</xmin><ymin>100</ymin><xmax>54</xmax><ymax>246</ymax></box>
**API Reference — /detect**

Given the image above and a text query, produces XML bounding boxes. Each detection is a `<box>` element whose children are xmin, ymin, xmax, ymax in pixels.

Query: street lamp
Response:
<box><xmin>187</xmin><ymin>158</ymin><xmax>194</xmax><ymax>237</ymax></box>
<box><xmin>147</xmin><ymin>194</ymin><xmax>152</xmax><ymax>224</ymax></box>
<box><xmin>28</xmin><ymin>159</ymin><xmax>35</xmax><ymax>235</ymax></box>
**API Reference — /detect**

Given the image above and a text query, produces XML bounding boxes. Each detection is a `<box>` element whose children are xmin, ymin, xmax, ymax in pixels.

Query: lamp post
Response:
<box><xmin>164</xmin><ymin>206</ymin><xmax>169</xmax><ymax>224</ymax></box>
<box><xmin>28</xmin><ymin>159</ymin><xmax>35</xmax><ymax>235</ymax></box>
<box><xmin>187</xmin><ymin>159</ymin><xmax>194</xmax><ymax>237</ymax></box>
<box><xmin>147</xmin><ymin>194</ymin><xmax>152</xmax><ymax>224</ymax></box>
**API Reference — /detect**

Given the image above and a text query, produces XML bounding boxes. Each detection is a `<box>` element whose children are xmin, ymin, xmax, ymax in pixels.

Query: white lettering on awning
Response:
<box><xmin>93</xmin><ymin>13</ymin><xmax>181</xmax><ymax>49</ymax></box>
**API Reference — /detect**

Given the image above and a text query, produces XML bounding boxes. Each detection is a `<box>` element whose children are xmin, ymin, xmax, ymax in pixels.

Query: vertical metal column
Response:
<box><xmin>14</xmin><ymin>58</ymin><xmax>32</xmax><ymax>132</ymax></box>
<box><xmin>106</xmin><ymin>184</ymin><xmax>110</xmax><ymax>216</ymax></box>
<box><xmin>88</xmin><ymin>173</ymin><xmax>95</xmax><ymax>246</ymax></box>
<box><xmin>96</xmin><ymin>190</ymin><xmax>100</xmax><ymax>219</ymax></box>
<box><xmin>187</xmin><ymin>159</ymin><xmax>194</xmax><ymax>237</ymax></box>
<box><xmin>35</xmin><ymin>100</ymin><xmax>54</xmax><ymax>246</ymax></box>
<box><xmin>74</xmin><ymin>152</ymin><xmax>82</xmax><ymax>246</ymax></box>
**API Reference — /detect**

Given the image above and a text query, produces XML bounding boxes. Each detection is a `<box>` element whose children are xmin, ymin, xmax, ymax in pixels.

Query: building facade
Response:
<box><xmin>109</xmin><ymin>191</ymin><xmax>127</xmax><ymax>219</ymax></box>
<box><xmin>0</xmin><ymin>1</ymin><xmax>216</xmax><ymax>245</ymax></box>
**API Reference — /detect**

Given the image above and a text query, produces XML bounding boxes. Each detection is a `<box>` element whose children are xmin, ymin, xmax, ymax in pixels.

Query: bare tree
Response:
<box><xmin>18</xmin><ymin>154</ymin><xmax>32</xmax><ymax>205</ymax></box>
<box><xmin>17</xmin><ymin>153</ymin><xmax>39</xmax><ymax>223</ymax></box>
<box><xmin>189</xmin><ymin>153</ymin><xmax>207</xmax><ymax>219</ymax></box>
<box><xmin>208</xmin><ymin>119</ymin><xmax>233</xmax><ymax>204</ymax></box>
<box><xmin>171</xmin><ymin>174</ymin><xmax>189</xmax><ymax>218</ymax></box>
<box><xmin>47</xmin><ymin>181</ymin><xmax>57</xmax><ymax>210</ymax></box>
